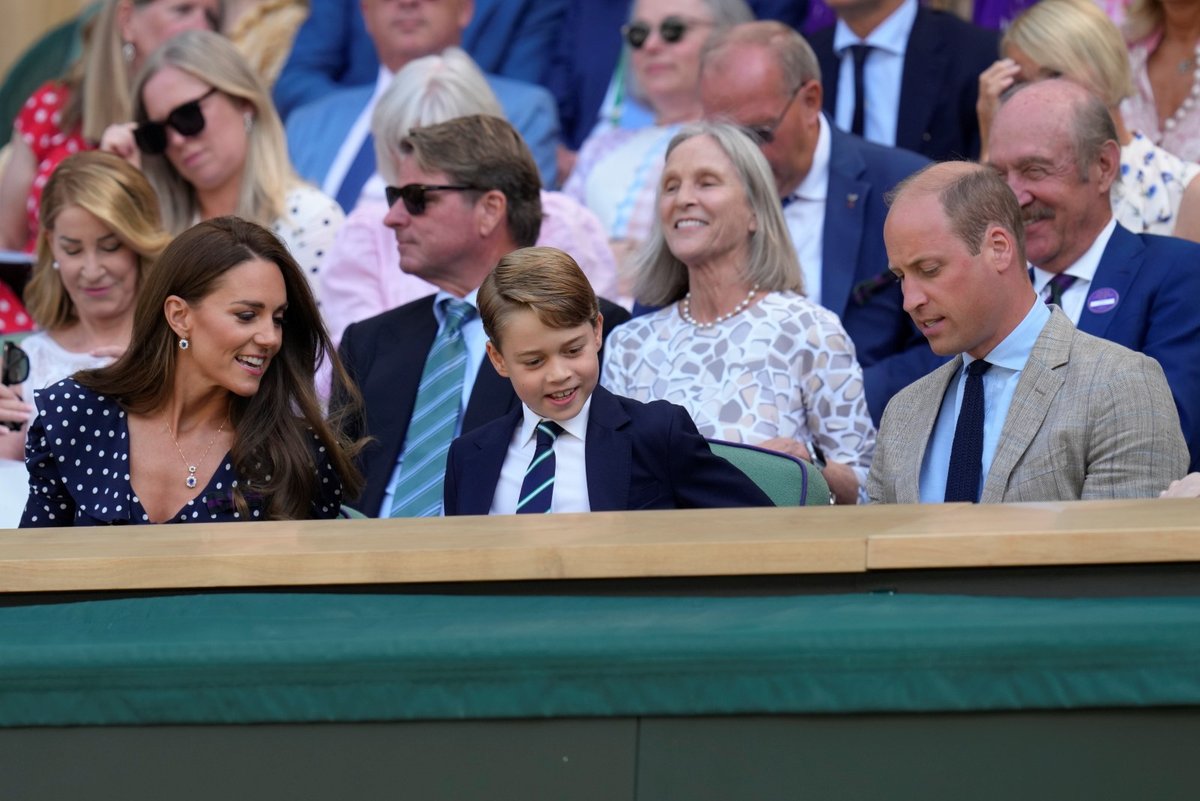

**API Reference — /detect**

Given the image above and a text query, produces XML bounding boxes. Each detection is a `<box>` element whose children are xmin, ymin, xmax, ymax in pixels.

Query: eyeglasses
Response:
<box><xmin>742</xmin><ymin>84</ymin><xmax>805</xmax><ymax>145</ymax></box>
<box><xmin>1</xmin><ymin>341</ymin><xmax>29</xmax><ymax>432</ymax></box>
<box><xmin>134</xmin><ymin>88</ymin><xmax>219</xmax><ymax>155</ymax></box>
<box><xmin>621</xmin><ymin>15</ymin><xmax>712</xmax><ymax>49</ymax></box>
<box><xmin>385</xmin><ymin>183</ymin><xmax>479</xmax><ymax>216</ymax></box>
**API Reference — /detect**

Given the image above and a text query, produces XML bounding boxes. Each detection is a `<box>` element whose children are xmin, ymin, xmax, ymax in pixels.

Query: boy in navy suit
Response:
<box><xmin>443</xmin><ymin>247</ymin><xmax>773</xmax><ymax>515</ymax></box>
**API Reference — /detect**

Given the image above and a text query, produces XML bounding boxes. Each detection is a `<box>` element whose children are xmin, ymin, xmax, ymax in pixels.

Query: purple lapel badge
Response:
<box><xmin>1085</xmin><ymin>287</ymin><xmax>1119</xmax><ymax>314</ymax></box>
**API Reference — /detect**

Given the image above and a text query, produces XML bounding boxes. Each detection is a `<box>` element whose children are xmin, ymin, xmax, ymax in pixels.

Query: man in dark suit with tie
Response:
<box><xmin>335</xmin><ymin>115</ymin><xmax>627</xmax><ymax>517</ymax></box>
<box><xmin>808</xmin><ymin>0</ymin><xmax>998</xmax><ymax>161</ymax></box>
<box><xmin>699</xmin><ymin>20</ymin><xmax>939</xmax><ymax>422</ymax></box>
<box><xmin>988</xmin><ymin>79</ymin><xmax>1200</xmax><ymax>472</ymax></box>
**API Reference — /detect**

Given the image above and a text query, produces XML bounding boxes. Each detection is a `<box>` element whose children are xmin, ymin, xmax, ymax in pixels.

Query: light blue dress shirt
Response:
<box><xmin>919</xmin><ymin>297</ymin><xmax>1050</xmax><ymax>503</ymax></box>
<box><xmin>832</xmin><ymin>0</ymin><xmax>918</xmax><ymax>147</ymax></box>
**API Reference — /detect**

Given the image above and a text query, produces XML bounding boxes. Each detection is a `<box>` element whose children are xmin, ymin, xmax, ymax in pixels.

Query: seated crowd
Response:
<box><xmin>2</xmin><ymin>0</ymin><xmax>1200</xmax><ymax>527</ymax></box>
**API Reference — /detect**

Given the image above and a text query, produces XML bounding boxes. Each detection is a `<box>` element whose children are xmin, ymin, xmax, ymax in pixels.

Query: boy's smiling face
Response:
<box><xmin>486</xmin><ymin>308</ymin><xmax>603</xmax><ymax>423</ymax></box>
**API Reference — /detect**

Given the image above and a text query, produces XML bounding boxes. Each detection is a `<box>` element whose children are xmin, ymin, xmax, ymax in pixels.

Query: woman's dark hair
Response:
<box><xmin>77</xmin><ymin>216</ymin><xmax>363</xmax><ymax>519</ymax></box>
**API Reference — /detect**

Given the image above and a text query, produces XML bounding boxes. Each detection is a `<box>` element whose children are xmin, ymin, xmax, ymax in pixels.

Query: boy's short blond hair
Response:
<box><xmin>478</xmin><ymin>246</ymin><xmax>599</xmax><ymax>347</ymax></box>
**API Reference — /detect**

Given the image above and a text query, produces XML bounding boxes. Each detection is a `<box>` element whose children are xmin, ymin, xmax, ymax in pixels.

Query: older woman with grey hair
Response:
<box><xmin>316</xmin><ymin>46</ymin><xmax>618</xmax><ymax>346</ymax></box>
<box><xmin>563</xmin><ymin>0</ymin><xmax>754</xmax><ymax>307</ymax></box>
<box><xmin>601</xmin><ymin>123</ymin><xmax>876</xmax><ymax>503</ymax></box>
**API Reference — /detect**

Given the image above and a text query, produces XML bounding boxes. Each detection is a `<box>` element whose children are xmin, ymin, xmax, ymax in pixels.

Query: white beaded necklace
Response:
<box><xmin>679</xmin><ymin>284</ymin><xmax>760</xmax><ymax>329</ymax></box>
<box><xmin>1163</xmin><ymin>41</ymin><xmax>1200</xmax><ymax>134</ymax></box>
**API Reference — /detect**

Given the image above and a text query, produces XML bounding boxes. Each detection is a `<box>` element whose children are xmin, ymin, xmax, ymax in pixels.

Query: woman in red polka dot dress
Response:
<box><xmin>0</xmin><ymin>0</ymin><xmax>220</xmax><ymax>256</ymax></box>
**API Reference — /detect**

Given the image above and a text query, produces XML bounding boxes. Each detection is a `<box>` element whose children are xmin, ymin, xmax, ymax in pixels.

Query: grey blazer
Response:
<box><xmin>867</xmin><ymin>308</ymin><xmax>1188</xmax><ymax>503</ymax></box>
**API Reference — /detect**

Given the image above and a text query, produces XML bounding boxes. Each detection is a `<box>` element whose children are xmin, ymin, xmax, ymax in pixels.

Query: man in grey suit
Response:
<box><xmin>868</xmin><ymin>161</ymin><xmax>1187</xmax><ymax>504</ymax></box>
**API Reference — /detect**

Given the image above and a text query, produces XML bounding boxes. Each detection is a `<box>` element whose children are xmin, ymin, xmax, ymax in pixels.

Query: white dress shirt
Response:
<box><xmin>1030</xmin><ymin>218</ymin><xmax>1117</xmax><ymax>323</ymax></box>
<box><xmin>491</xmin><ymin>397</ymin><xmax>592</xmax><ymax>514</ymax></box>
<box><xmin>783</xmin><ymin>114</ymin><xmax>832</xmax><ymax>304</ymax></box>
<box><xmin>832</xmin><ymin>0</ymin><xmax>918</xmax><ymax>147</ymax></box>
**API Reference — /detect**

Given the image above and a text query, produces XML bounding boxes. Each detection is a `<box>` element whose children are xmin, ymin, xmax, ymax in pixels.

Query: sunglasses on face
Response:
<box><xmin>385</xmin><ymin>183</ymin><xmax>479</xmax><ymax>215</ymax></box>
<box><xmin>134</xmin><ymin>87</ymin><xmax>219</xmax><ymax>155</ymax></box>
<box><xmin>621</xmin><ymin>15</ymin><xmax>711</xmax><ymax>49</ymax></box>
<box><xmin>743</xmin><ymin>83</ymin><xmax>805</xmax><ymax>146</ymax></box>
<box><xmin>1</xmin><ymin>341</ymin><xmax>30</xmax><ymax>431</ymax></box>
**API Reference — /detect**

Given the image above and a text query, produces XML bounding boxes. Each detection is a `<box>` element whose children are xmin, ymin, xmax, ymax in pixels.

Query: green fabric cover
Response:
<box><xmin>708</xmin><ymin>441</ymin><xmax>830</xmax><ymax>506</ymax></box>
<box><xmin>2</xmin><ymin>592</ymin><xmax>1200</xmax><ymax>727</ymax></box>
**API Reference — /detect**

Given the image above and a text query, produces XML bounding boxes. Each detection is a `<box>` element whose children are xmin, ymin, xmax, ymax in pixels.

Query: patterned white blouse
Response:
<box><xmin>601</xmin><ymin>291</ymin><xmax>877</xmax><ymax>495</ymax></box>
<box><xmin>1113</xmin><ymin>132</ymin><xmax>1200</xmax><ymax>236</ymax></box>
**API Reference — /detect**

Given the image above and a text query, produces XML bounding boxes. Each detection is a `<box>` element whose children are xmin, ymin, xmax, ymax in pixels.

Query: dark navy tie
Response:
<box><xmin>945</xmin><ymin>360</ymin><xmax>992</xmax><ymax>503</ymax></box>
<box><xmin>517</xmin><ymin>420</ymin><xmax>563</xmax><ymax>514</ymax></box>
<box><xmin>849</xmin><ymin>44</ymin><xmax>873</xmax><ymax>137</ymax></box>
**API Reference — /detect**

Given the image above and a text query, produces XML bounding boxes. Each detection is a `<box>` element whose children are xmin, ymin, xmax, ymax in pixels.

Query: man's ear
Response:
<box><xmin>164</xmin><ymin>295</ymin><xmax>191</xmax><ymax>340</ymax></box>
<box><xmin>485</xmin><ymin>339</ymin><xmax>509</xmax><ymax>377</ymax></box>
<box><xmin>1094</xmin><ymin>138</ymin><xmax>1121</xmax><ymax>194</ymax></box>
<box><xmin>476</xmin><ymin>190</ymin><xmax>507</xmax><ymax>238</ymax></box>
<box><xmin>985</xmin><ymin>224</ymin><xmax>1016</xmax><ymax>273</ymax></box>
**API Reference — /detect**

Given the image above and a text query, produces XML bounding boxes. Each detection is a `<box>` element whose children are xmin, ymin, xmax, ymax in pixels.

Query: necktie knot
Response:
<box><xmin>1046</xmin><ymin>273</ymin><xmax>1077</xmax><ymax>307</ymax></box>
<box><xmin>535</xmin><ymin>420</ymin><xmax>564</xmax><ymax>448</ymax></box>
<box><xmin>440</xmin><ymin>298</ymin><xmax>475</xmax><ymax>334</ymax></box>
<box><xmin>966</xmin><ymin>359</ymin><xmax>992</xmax><ymax>378</ymax></box>
<box><xmin>849</xmin><ymin>43</ymin><xmax>873</xmax><ymax>65</ymax></box>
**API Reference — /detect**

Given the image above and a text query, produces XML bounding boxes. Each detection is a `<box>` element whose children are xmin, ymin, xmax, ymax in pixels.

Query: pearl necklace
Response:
<box><xmin>166</xmin><ymin>419</ymin><xmax>227</xmax><ymax>489</ymax></box>
<box><xmin>1163</xmin><ymin>41</ymin><xmax>1200</xmax><ymax>134</ymax></box>
<box><xmin>680</xmin><ymin>284</ymin><xmax>760</xmax><ymax>329</ymax></box>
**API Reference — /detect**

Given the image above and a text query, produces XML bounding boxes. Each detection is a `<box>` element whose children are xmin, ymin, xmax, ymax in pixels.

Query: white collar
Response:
<box><xmin>791</xmin><ymin>114</ymin><xmax>832</xmax><ymax>202</ymax></box>
<box><xmin>519</xmin><ymin>394</ymin><xmax>592</xmax><ymax>445</ymax></box>
<box><xmin>1030</xmin><ymin>217</ymin><xmax>1117</xmax><ymax>289</ymax></box>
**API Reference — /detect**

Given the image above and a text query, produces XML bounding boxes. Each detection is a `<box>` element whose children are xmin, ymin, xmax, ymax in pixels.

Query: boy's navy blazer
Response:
<box><xmin>337</xmin><ymin>295</ymin><xmax>630</xmax><ymax>516</ymax></box>
<box><xmin>443</xmin><ymin>385</ymin><xmax>773</xmax><ymax>515</ymax></box>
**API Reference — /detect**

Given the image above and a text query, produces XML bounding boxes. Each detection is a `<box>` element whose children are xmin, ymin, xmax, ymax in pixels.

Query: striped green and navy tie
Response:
<box><xmin>516</xmin><ymin>420</ymin><xmax>563</xmax><ymax>514</ymax></box>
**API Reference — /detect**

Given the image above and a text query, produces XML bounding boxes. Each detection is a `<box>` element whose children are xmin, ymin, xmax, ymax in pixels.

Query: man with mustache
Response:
<box><xmin>868</xmin><ymin>161</ymin><xmax>1186</xmax><ymax>504</ymax></box>
<box><xmin>988</xmin><ymin>79</ymin><xmax>1200</xmax><ymax>472</ymax></box>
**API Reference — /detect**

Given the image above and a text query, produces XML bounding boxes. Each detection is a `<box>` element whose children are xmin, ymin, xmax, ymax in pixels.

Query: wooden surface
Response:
<box><xmin>1</xmin><ymin>499</ymin><xmax>1198</xmax><ymax>593</ymax></box>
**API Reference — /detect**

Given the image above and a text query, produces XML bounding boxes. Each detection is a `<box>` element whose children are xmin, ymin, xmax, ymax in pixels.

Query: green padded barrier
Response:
<box><xmin>708</xmin><ymin>439</ymin><xmax>831</xmax><ymax>506</ymax></box>
<box><xmin>2</xmin><ymin>592</ymin><xmax>1200</xmax><ymax>727</ymax></box>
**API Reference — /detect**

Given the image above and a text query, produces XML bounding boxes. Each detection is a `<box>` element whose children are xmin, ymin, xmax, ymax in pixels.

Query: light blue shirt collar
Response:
<box><xmin>833</xmin><ymin>0</ymin><xmax>918</xmax><ymax>56</ymax></box>
<box><xmin>968</xmin><ymin>294</ymin><xmax>1049</xmax><ymax>373</ymax></box>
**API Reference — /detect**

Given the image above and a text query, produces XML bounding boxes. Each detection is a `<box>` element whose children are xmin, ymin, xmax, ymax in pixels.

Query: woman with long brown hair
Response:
<box><xmin>21</xmin><ymin>216</ymin><xmax>362</xmax><ymax>525</ymax></box>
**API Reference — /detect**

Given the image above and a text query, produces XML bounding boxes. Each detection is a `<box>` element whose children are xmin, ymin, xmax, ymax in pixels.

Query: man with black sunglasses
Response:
<box><xmin>333</xmin><ymin>115</ymin><xmax>628</xmax><ymax>518</ymax></box>
<box><xmin>700</xmin><ymin>21</ymin><xmax>941</xmax><ymax>423</ymax></box>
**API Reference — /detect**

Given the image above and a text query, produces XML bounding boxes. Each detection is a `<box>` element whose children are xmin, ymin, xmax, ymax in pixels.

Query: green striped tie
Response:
<box><xmin>389</xmin><ymin>298</ymin><xmax>475</xmax><ymax>517</ymax></box>
<box><xmin>516</xmin><ymin>420</ymin><xmax>563</xmax><ymax>514</ymax></box>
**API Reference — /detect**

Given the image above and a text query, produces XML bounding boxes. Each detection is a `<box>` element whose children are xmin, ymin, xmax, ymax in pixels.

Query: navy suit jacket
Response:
<box><xmin>443</xmin><ymin>385</ymin><xmax>773</xmax><ymax>514</ymax></box>
<box><xmin>273</xmin><ymin>0</ymin><xmax>568</xmax><ymax>120</ymax></box>
<box><xmin>1075</xmin><ymin>224</ymin><xmax>1200</xmax><ymax>471</ymax></box>
<box><xmin>338</xmin><ymin>295</ymin><xmax>630</xmax><ymax>516</ymax></box>
<box><xmin>810</xmin><ymin>8</ymin><xmax>998</xmax><ymax>161</ymax></box>
<box><xmin>816</xmin><ymin>126</ymin><xmax>943</xmax><ymax>420</ymax></box>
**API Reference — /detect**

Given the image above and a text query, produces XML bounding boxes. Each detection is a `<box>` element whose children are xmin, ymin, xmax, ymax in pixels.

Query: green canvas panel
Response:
<box><xmin>2</xmin><ymin>592</ymin><xmax>1199</xmax><ymax>727</ymax></box>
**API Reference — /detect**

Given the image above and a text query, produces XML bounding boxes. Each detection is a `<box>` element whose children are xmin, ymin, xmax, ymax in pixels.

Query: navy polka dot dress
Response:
<box><xmin>19</xmin><ymin>379</ymin><xmax>343</xmax><ymax>526</ymax></box>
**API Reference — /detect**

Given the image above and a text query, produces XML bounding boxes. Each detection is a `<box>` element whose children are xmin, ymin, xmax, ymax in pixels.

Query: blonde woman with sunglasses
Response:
<box><xmin>562</xmin><ymin>0</ymin><xmax>752</xmax><ymax>308</ymax></box>
<box><xmin>101</xmin><ymin>30</ymin><xmax>344</xmax><ymax>303</ymax></box>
